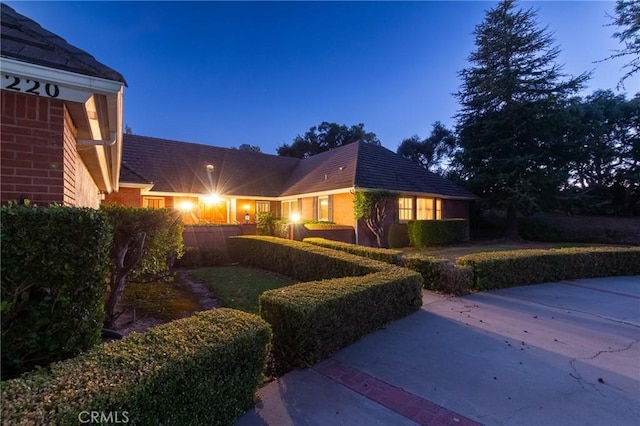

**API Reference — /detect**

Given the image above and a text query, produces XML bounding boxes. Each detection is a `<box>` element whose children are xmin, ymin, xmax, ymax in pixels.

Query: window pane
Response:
<box><xmin>256</xmin><ymin>201</ymin><xmax>270</xmax><ymax>213</ymax></box>
<box><xmin>398</xmin><ymin>197</ymin><xmax>413</xmax><ymax>221</ymax></box>
<box><xmin>417</xmin><ymin>198</ymin><xmax>434</xmax><ymax>220</ymax></box>
<box><xmin>318</xmin><ymin>196</ymin><xmax>329</xmax><ymax>221</ymax></box>
<box><xmin>436</xmin><ymin>199</ymin><xmax>442</xmax><ymax>219</ymax></box>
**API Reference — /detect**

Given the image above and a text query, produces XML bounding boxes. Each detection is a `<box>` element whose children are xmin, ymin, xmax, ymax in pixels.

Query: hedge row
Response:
<box><xmin>228</xmin><ymin>236</ymin><xmax>423</xmax><ymax>369</ymax></box>
<box><xmin>1</xmin><ymin>204</ymin><xmax>112</xmax><ymax>379</ymax></box>
<box><xmin>303</xmin><ymin>237</ymin><xmax>405</xmax><ymax>265</ymax></box>
<box><xmin>407</xmin><ymin>219</ymin><xmax>467</xmax><ymax>247</ymax></box>
<box><xmin>404</xmin><ymin>256</ymin><xmax>473</xmax><ymax>295</ymax></box>
<box><xmin>457</xmin><ymin>246</ymin><xmax>640</xmax><ymax>290</ymax></box>
<box><xmin>1</xmin><ymin>309</ymin><xmax>271</xmax><ymax>426</ymax></box>
<box><xmin>173</xmin><ymin>247</ymin><xmax>229</xmax><ymax>268</ymax></box>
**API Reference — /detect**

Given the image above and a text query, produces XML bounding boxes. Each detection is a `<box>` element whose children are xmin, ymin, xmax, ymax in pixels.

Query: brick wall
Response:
<box><xmin>103</xmin><ymin>187</ymin><xmax>142</xmax><ymax>206</ymax></box>
<box><xmin>1</xmin><ymin>91</ymin><xmax>65</xmax><ymax>205</ymax></box>
<box><xmin>443</xmin><ymin>199</ymin><xmax>470</xmax><ymax>219</ymax></box>
<box><xmin>332</xmin><ymin>192</ymin><xmax>355</xmax><ymax>226</ymax></box>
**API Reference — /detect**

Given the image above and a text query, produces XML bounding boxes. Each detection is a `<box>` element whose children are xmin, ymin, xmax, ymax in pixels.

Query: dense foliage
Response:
<box><xmin>1</xmin><ymin>204</ymin><xmax>111</xmax><ymax>378</ymax></box>
<box><xmin>397</xmin><ymin>121</ymin><xmax>458</xmax><ymax>175</ymax></box>
<box><xmin>277</xmin><ymin>121</ymin><xmax>380</xmax><ymax>158</ymax></box>
<box><xmin>303</xmin><ymin>237</ymin><xmax>405</xmax><ymax>265</ymax></box>
<box><xmin>407</xmin><ymin>219</ymin><xmax>467</xmax><ymax>247</ymax></box>
<box><xmin>404</xmin><ymin>256</ymin><xmax>473</xmax><ymax>295</ymax></box>
<box><xmin>1</xmin><ymin>309</ymin><xmax>271</xmax><ymax>426</ymax></box>
<box><xmin>606</xmin><ymin>0</ymin><xmax>640</xmax><ymax>88</ymax></box>
<box><xmin>101</xmin><ymin>205</ymin><xmax>184</xmax><ymax>328</ymax></box>
<box><xmin>457</xmin><ymin>247</ymin><xmax>640</xmax><ymax>290</ymax></box>
<box><xmin>455</xmin><ymin>0</ymin><xmax>589</xmax><ymax>237</ymax></box>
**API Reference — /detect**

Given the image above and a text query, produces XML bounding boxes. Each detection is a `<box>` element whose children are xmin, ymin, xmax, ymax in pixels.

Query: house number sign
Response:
<box><xmin>2</xmin><ymin>73</ymin><xmax>61</xmax><ymax>98</ymax></box>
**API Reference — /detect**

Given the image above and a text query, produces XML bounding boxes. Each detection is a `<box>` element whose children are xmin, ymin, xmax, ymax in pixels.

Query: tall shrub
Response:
<box><xmin>101</xmin><ymin>205</ymin><xmax>183</xmax><ymax>328</ymax></box>
<box><xmin>1</xmin><ymin>204</ymin><xmax>111</xmax><ymax>378</ymax></box>
<box><xmin>408</xmin><ymin>219</ymin><xmax>467</xmax><ymax>247</ymax></box>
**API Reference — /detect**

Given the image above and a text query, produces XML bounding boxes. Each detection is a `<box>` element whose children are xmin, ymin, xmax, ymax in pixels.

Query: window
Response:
<box><xmin>317</xmin><ymin>196</ymin><xmax>330</xmax><ymax>221</ymax></box>
<box><xmin>436</xmin><ymin>199</ymin><xmax>442</xmax><ymax>219</ymax></box>
<box><xmin>281</xmin><ymin>200</ymin><xmax>298</xmax><ymax>219</ymax></box>
<box><xmin>417</xmin><ymin>198</ymin><xmax>434</xmax><ymax>220</ymax></box>
<box><xmin>398</xmin><ymin>197</ymin><xmax>413</xmax><ymax>222</ymax></box>
<box><xmin>256</xmin><ymin>201</ymin><xmax>270</xmax><ymax>214</ymax></box>
<box><xmin>143</xmin><ymin>197</ymin><xmax>165</xmax><ymax>209</ymax></box>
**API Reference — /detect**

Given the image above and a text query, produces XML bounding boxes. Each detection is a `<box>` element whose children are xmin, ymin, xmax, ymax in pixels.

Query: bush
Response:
<box><xmin>173</xmin><ymin>247</ymin><xmax>228</xmax><ymax>267</ymax></box>
<box><xmin>457</xmin><ymin>247</ymin><xmax>640</xmax><ymax>290</ymax></box>
<box><xmin>1</xmin><ymin>204</ymin><xmax>111</xmax><ymax>379</ymax></box>
<box><xmin>388</xmin><ymin>223</ymin><xmax>410</xmax><ymax>248</ymax></box>
<box><xmin>256</xmin><ymin>211</ymin><xmax>277</xmax><ymax>236</ymax></box>
<box><xmin>518</xmin><ymin>215</ymin><xmax>639</xmax><ymax>245</ymax></box>
<box><xmin>229</xmin><ymin>236</ymin><xmax>422</xmax><ymax>369</ymax></box>
<box><xmin>303</xmin><ymin>237</ymin><xmax>405</xmax><ymax>265</ymax></box>
<box><xmin>1</xmin><ymin>309</ymin><xmax>271</xmax><ymax>426</ymax></box>
<box><xmin>407</xmin><ymin>219</ymin><xmax>467</xmax><ymax>247</ymax></box>
<box><xmin>404</xmin><ymin>256</ymin><xmax>473</xmax><ymax>295</ymax></box>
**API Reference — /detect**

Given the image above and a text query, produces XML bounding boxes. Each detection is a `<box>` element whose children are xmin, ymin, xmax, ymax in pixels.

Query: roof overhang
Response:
<box><xmin>1</xmin><ymin>57</ymin><xmax>125</xmax><ymax>193</ymax></box>
<box><xmin>354</xmin><ymin>187</ymin><xmax>478</xmax><ymax>201</ymax></box>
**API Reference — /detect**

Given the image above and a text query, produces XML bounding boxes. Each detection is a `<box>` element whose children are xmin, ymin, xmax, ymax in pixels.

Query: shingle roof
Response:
<box><xmin>121</xmin><ymin>134</ymin><xmax>300</xmax><ymax>197</ymax></box>
<box><xmin>0</xmin><ymin>4</ymin><xmax>126</xmax><ymax>84</ymax></box>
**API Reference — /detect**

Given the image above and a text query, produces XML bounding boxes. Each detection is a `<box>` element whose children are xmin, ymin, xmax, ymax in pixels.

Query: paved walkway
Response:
<box><xmin>236</xmin><ymin>276</ymin><xmax>640</xmax><ymax>425</ymax></box>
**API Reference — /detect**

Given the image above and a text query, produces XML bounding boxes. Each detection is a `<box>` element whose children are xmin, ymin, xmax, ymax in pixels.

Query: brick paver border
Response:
<box><xmin>313</xmin><ymin>359</ymin><xmax>481</xmax><ymax>426</ymax></box>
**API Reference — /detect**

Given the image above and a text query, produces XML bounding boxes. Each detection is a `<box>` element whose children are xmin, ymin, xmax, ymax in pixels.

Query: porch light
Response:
<box><xmin>204</xmin><ymin>193</ymin><xmax>223</xmax><ymax>204</ymax></box>
<box><xmin>290</xmin><ymin>213</ymin><xmax>301</xmax><ymax>223</ymax></box>
<box><xmin>178</xmin><ymin>201</ymin><xmax>194</xmax><ymax>212</ymax></box>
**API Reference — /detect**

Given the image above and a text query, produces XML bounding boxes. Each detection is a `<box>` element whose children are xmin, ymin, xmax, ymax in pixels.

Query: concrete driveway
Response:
<box><xmin>236</xmin><ymin>276</ymin><xmax>640</xmax><ymax>425</ymax></box>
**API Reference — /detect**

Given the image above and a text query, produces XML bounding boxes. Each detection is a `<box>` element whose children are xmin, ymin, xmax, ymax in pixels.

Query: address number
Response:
<box><xmin>2</xmin><ymin>75</ymin><xmax>60</xmax><ymax>98</ymax></box>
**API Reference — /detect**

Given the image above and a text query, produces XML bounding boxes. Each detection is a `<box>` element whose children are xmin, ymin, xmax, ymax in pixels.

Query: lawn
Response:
<box><xmin>189</xmin><ymin>266</ymin><xmax>297</xmax><ymax>314</ymax></box>
<box><xmin>402</xmin><ymin>239</ymin><xmax>598</xmax><ymax>261</ymax></box>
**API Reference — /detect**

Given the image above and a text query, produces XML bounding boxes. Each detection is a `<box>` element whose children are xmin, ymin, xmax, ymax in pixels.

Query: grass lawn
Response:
<box><xmin>120</xmin><ymin>276</ymin><xmax>202</xmax><ymax>321</ymax></box>
<box><xmin>402</xmin><ymin>239</ymin><xmax>599</xmax><ymax>261</ymax></box>
<box><xmin>189</xmin><ymin>266</ymin><xmax>296</xmax><ymax>314</ymax></box>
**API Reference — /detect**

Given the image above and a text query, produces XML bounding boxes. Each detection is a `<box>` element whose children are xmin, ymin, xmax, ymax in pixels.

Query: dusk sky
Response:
<box><xmin>7</xmin><ymin>1</ymin><xmax>637</xmax><ymax>155</ymax></box>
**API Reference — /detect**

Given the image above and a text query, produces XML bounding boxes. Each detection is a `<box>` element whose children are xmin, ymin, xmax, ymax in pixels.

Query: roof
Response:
<box><xmin>121</xmin><ymin>135</ymin><xmax>475</xmax><ymax>199</ymax></box>
<box><xmin>0</xmin><ymin>4</ymin><xmax>127</xmax><ymax>84</ymax></box>
<box><xmin>121</xmin><ymin>134</ymin><xmax>300</xmax><ymax>197</ymax></box>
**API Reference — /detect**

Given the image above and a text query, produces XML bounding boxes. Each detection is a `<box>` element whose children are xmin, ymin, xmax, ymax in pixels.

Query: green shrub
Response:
<box><xmin>404</xmin><ymin>256</ymin><xmax>473</xmax><ymax>295</ymax></box>
<box><xmin>1</xmin><ymin>309</ymin><xmax>271</xmax><ymax>426</ymax></box>
<box><xmin>388</xmin><ymin>223</ymin><xmax>410</xmax><ymax>248</ymax></box>
<box><xmin>229</xmin><ymin>236</ymin><xmax>422</xmax><ymax>370</ymax></box>
<box><xmin>173</xmin><ymin>247</ymin><xmax>228</xmax><ymax>267</ymax></box>
<box><xmin>1</xmin><ymin>204</ymin><xmax>111</xmax><ymax>379</ymax></box>
<box><xmin>303</xmin><ymin>237</ymin><xmax>405</xmax><ymax>265</ymax></box>
<box><xmin>457</xmin><ymin>247</ymin><xmax>640</xmax><ymax>290</ymax></box>
<box><xmin>274</xmin><ymin>219</ymin><xmax>290</xmax><ymax>239</ymax></box>
<box><xmin>407</xmin><ymin>219</ymin><xmax>467</xmax><ymax>247</ymax></box>
<box><xmin>228</xmin><ymin>236</ymin><xmax>377</xmax><ymax>281</ymax></box>
<box><xmin>518</xmin><ymin>215</ymin><xmax>637</xmax><ymax>245</ymax></box>
<box><xmin>256</xmin><ymin>211</ymin><xmax>277</xmax><ymax>236</ymax></box>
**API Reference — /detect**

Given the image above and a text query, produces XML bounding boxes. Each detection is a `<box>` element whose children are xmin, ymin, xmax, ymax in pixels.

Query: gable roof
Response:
<box><xmin>0</xmin><ymin>4</ymin><xmax>126</xmax><ymax>84</ymax></box>
<box><xmin>121</xmin><ymin>135</ymin><xmax>475</xmax><ymax>200</ymax></box>
<box><xmin>121</xmin><ymin>135</ymin><xmax>300</xmax><ymax>197</ymax></box>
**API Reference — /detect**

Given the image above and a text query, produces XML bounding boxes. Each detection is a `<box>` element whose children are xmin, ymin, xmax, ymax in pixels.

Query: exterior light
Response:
<box><xmin>204</xmin><ymin>193</ymin><xmax>222</xmax><ymax>204</ymax></box>
<box><xmin>243</xmin><ymin>204</ymin><xmax>250</xmax><ymax>212</ymax></box>
<box><xmin>244</xmin><ymin>212</ymin><xmax>251</xmax><ymax>223</ymax></box>
<box><xmin>290</xmin><ymin>213</ymin><xmax>301</xmax><ymax>223</ymax></box>
<box><xmin>179</xmin><ymin>201</ymin><xmax>194</xmax><ymax>212</ymax></box>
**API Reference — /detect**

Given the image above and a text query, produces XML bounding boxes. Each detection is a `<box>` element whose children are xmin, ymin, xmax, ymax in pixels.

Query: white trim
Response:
<box><xmin>1</xmin><ymin>57</ymin><xmax>124</xmax><ymax>96</ymax></box>
<box><xmin>354</xmin><ymin>187</ymin><xmax>476</xmax><ymax>201</ymax></box>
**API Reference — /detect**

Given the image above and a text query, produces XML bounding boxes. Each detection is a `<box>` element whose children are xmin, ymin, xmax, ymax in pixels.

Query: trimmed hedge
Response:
<box><xmin>303</xmin><ymin>237</ymin><xmax>405</xmax><ymax>265</ymax></box>
<box><xmin>408</xmin><ymin>219</ymin><xmax>467</xmax><ymax>247</ymax></box>
<box><xmin>1</xmin><ymin>204</ymin><xmax>111</xmax><ymax>379</ymax></box>
<box><xmin>228</xmin><ymin>236</ymin><xmax>422</xmax><ymax>369</ymax></box>
<box><xmin>228</xmin><ymin>236</ymin><xmax>377</xmax><ymax>281</ymax></box>
<box><xmin>388</xmin><ymin>223</ymin><xmax>410</xmax><ymax>248</ymax></box>
<box><xmin>1</xmin><ymin>309</ymin><xmax>271</xmax><ymax>426</ymax></box>
<box><xmin>457</xmin><ymin>246</ymin><xmax>640</xmax><ymax>290</ymax></box>
<box><xmin>173</xmin><ymin>247</ymin><xmax>229</xmax><ymax>267</ymax></box>
<box><xmin>405</xmin><ymin>256</ymin><xmax>473</xmax><ymax>295</ymax></box>
<box><xmin>518</xmin><ymin>215</ymin><xmax>639</xmax><ymax>245</ymax></box>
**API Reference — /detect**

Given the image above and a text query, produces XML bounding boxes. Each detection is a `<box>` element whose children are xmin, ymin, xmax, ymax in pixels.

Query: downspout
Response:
<box><xmin>77</xmin><ymin>132</ymin><xmax>117</xmax><ymax>146</ymax></box>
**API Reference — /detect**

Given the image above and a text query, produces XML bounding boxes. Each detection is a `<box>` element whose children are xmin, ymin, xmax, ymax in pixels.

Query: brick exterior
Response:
<box><xmin>443</xmin><ymin>199</ymin><xmax>470</xmax><ymax>219</ymax></box>
<box><xmin>332</xmin><ymin>192</ymin><xmax>355</xmax><ymax>226</ymax></box>
<box><xmin>104</xmin><ymin>187</ymin><xmax>142</xmax><ymax>207</ymax></box>
<box><xmin>1</xmin><ymin>91</ymin><xmax>101</xmax><ymax>207</ymax></box>
<box><xmin>1</xmin><ymin>91</ymin><xmax>65</xmax><ymax>205</ymax></box>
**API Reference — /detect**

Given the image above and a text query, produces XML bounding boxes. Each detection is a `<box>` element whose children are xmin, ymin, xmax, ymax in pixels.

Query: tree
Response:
<box><xmin>397</xmin><ymin>122</ymin><xmax>458</xmax><ymax>175</ymax></box>
<box><xmin>455</xmin><ymin>0</ymin><xmax>588</xmax><ymax>238</ymax></box>
<box><xmin>238</xmin><ymin>143</ymin><xmax>261</xmax><ymax>152</ymax></box>
<box><xmin>563</xmin><ymin>90</ymin><xmax>640</xmax><ymax>214</ymax></box>
<box><xmin>605</xmin><ymin>0</ymin><xmax>640</xmax><ymax>89</ymax></box>
<box><xmin>278</xmin><ymin>122</ymin><xmax>380</xmax><ymax>158</ymax></box>
<box><xmin>353</xmin><ymin>190</ymin><xmax>395</xmax><ymax>248</ymax></box>
<box><xmin>101</xmin><ymin>205</ymin><xmax>183</xmax><ymax>329</ymax></box>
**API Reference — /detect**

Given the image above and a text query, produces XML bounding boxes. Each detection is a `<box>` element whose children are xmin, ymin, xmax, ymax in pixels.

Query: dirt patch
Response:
<box><xmin>111</xmin><ymin>271</ymin><xmax>221</xmax><ymax>337</ymax></box>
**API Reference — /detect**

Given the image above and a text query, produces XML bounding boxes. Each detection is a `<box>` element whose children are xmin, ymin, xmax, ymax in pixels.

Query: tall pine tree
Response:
<box><xmin>455</xmin><ymin>0</ymin><xmax>588</xmax><ymax>238</ymax></box>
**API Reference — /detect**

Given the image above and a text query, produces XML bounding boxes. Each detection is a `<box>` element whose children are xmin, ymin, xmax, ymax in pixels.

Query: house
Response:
<box><xmin>105</xmin><ymin>134</ymin><xmax>476</xmax><ymax>246</ymax></box>
<box><xmin>0</xmin><ymin>4</ymin><xmax>126</xmax><ymax>208</ymax></box>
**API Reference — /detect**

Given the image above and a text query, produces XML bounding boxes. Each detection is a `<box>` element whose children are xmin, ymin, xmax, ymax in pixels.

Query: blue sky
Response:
<box><xmin>7</xmin><ymin>1</ymin><xmax>636</xmax><ymax>154</ymax></box>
